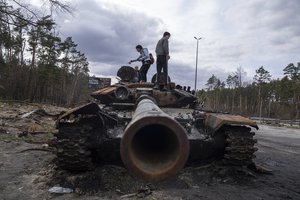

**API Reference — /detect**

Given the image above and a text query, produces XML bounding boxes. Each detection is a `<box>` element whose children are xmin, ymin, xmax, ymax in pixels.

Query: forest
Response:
<box><xmin>201</xmin><ymin>64</ymin><xmax>300</xmax><ymax>120</ymax></box>
<box><xmin>0</xmin><ymin>0</ymin><xmax>90</xmax><ymax>106</ymax></box>
<box><xmin>1</xmin><ymin>1</ymin><xmax>299</xmax><ymax>121</ymax></box>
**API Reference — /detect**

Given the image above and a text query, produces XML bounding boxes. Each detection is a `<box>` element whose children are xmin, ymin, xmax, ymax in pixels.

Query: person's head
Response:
<box><xmin>134</xmin><ymin>66</ymin><xmax>139</xmax><ymax>71</ymax></box>
<box><xmin>163</xmin><ymin>31</ymin><xmax>171</xmax><ymax>39</ymax></box>
<box><xmin>135</xmin><ymin>45</ymin><xmax>143</xmax><ymax>52</ymax></box>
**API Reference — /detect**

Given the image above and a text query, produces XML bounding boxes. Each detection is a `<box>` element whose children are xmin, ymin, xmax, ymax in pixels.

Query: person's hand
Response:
<box><xmin>167</xmin><ymin>55</ymin><xmax>170</xmax><ymax>60</ymax></box>
<box><xmin>128</xmin><ymin>61</ymin><xmax>132</xmax><ymax>64</ymax></box>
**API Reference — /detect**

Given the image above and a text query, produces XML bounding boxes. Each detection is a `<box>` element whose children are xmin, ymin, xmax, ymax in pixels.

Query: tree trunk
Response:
<box><xmin>259</xmin><ymin>97</ymin><xmax>263</xmax><ymax>122</ymax></box>
<box><xmin>239</xmin><ymin>92</ymin><xmax>242</xmax><ymax>114</ymax></box>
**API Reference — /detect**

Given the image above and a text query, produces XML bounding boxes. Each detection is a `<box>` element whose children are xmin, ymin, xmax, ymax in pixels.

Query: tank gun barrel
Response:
<box><xmin>120</xmin><ymin>96</ymin><xmax>190</xmax><ymax>182</ymax></box>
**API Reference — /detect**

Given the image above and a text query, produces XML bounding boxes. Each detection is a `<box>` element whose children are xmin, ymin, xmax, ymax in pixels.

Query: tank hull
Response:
<box><xmin>55</xmin><ymin>66</ymin><xmax>258</xmax><ymax>182</ymax></box>
<box><xmin>55</xmin><ymin>103</ymin><xmax>258</xmax><ymax>182</ymax></box>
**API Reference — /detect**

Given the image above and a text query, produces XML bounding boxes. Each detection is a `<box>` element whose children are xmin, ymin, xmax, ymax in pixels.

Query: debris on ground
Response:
<box><xmin>0</xmin><ymin>101</ymin><xmax>65</xmax><ymax>143</ymax></box>
<box><xmin>0</xmin><ymin>102</ymin><xmax>300</xmax><ymax>200</ymax></box>
<box><xmin>249</xmin><ymin>162</ymin><xmax>273</xmax><ymax>174</ymax></box>
<box><xmin>48</xmin><ymin>186</ymin><xmax>73</xmax><ymax>194</ymax></box>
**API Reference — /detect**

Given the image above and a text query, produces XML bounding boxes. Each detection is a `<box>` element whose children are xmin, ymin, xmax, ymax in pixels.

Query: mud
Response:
<box><xmin>0</xmin><ymin>102</ymin><xmax>300</xmax><ymax>200</ymax></box>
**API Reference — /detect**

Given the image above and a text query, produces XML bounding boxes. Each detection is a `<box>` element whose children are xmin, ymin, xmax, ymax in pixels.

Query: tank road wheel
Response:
<box><xmin>223</xmin><ymin>126</ymin><xmax>257</xmax><ymax>166</ymax></box>
<box><xmin>55</xmin><ymin>118</ymin><xmax>102</xmax><ymax>171</ymax></box>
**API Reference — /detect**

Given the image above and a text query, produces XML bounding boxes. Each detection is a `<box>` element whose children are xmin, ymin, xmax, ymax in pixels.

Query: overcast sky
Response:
<box><xmin>36</xmin><ymin>0</ymin><xmax>300</xmax><ymax>89</ymax></box>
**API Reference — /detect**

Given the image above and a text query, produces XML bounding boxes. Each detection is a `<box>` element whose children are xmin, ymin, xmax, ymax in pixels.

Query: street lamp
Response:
<box><xmin>194</xmin><ymin>36</ymin><xmax>202</xmax><ymax>92</ymax></box>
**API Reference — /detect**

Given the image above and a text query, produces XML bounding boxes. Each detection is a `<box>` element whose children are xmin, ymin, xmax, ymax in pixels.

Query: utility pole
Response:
<box><xmin>194</xmin><ymin>37</ymin><xmax>202</xmax><ymax>92</ymax></box>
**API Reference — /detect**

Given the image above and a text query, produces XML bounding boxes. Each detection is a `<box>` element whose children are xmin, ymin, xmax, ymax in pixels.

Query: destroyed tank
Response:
<box><xmin>55</xmin><ymin>66</ymin><xmax>258</xmax><ymax>182</ymax></box>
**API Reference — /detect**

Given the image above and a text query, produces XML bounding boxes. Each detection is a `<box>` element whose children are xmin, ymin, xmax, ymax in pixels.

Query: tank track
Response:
<box><xmin>223</xmin><ymin>126</ymin><xmax>257</xmax><ymax>166</ymax></box>
<box><xmin>55</xmin><ymin>118</ymin><xmax>98</xmax><ymax>171</ymax></box>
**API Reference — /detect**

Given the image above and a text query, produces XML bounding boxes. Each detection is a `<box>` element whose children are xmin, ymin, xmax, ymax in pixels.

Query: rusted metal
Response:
<box><xmin>153</xmin><ymin>90</ymin><xmax>178</xmax><ymax>106</ymax></box>
<box><xmin>91</xmin><ymin>86</ymin><xmax>116</xmax><ymax>96</ymax></box>
<box><xmin>55</xmin><ymin>65</ymin><xmax>260</xmax><ymax>182</ymax></box>
<box><xmin>205</xmin><ymin>113</ymin><xmax>258</xmax><ymax>131</ymax></box>
<box><xmin>120</xmin><ymin>97</ymin><xmax>190</xmax><ymax>182</ymax></box>
<box><xmin>58</xmin><ymin>103</ymin><xmax>100</xmax><ymax>121</ymax></box>
<box><xmin>126</xmin><ymin>83</ymin><xmax>154</xmax><ymax>88</ymax></box>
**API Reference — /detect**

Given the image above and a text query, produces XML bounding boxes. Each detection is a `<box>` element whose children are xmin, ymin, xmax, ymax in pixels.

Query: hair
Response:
<box><xmin>136</xmin><ymin>45</ymin><xmax>143</xmax><ymax>50</ymax></box>
<box><xmin>163</xmin><ymin>32</ymin><xmax>171</xmax><ymax>37</ymax></box>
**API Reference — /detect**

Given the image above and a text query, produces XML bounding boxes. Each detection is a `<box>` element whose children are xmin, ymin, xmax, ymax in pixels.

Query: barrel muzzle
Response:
<box><xmin>120</xmin><ymin>97</ymin><xmax>190</xmax><ymax>182</ymax></box>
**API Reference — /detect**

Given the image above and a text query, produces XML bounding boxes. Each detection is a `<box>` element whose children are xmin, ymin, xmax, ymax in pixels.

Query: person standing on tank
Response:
<box><xmin>154</xmin><ymin>31</ymin><xmax>171</xmax><ymax>90</ymax></box>
<box><xmin>129</xmin><ymin>45</ymin><xmax>151</xmax><ymax>83</ymax></box>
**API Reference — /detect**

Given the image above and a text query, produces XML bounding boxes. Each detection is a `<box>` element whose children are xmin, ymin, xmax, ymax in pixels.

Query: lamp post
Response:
<box><xmin>194</xmin><ymin>36</ymin><xmax>202</xmax><ymax>92</ymax></box>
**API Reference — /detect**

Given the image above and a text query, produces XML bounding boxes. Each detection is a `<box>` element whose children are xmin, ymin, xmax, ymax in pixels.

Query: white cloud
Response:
<box><xmin>46</xmin><ymin>0</ymin><xmax>300</xmax><ymax>89</ymax></box>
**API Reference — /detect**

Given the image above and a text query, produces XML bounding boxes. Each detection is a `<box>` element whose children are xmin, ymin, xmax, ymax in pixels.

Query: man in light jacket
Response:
<box><xmin>129</xmin><ymin>45</ymin><xmax>151</xmax><ymax>82</ymax></box>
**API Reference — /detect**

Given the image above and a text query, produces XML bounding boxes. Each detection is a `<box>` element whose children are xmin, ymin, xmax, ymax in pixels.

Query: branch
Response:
<box><xmin>12</xmin><ymin>0</ymin><xmax>39</xmax><ymax>20</ymax></box>
<box><xmin>49</xmin><ymin>0</ymin><xmax>73</xmax><ymax>15</ymax></box>
<box><xmin>0</xmin><ymin>8</ymin><xmax>37</xmax><ymax>26</ymax></box>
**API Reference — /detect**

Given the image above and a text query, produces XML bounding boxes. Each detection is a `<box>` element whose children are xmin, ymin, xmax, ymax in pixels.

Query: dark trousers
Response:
<box><xmin>156</xmin><ymin>55</ymin><xmax>168</xmax><ymax>84</ymax></box>
<box><xmin>140</xmin><ymin>63</ymin><xmax>150</xmax><ymax>82</ymax></box>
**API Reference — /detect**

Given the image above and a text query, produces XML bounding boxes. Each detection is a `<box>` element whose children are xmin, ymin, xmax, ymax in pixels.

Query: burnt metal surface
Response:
<box><xmin>91</xmin><ymin>86</ymin><xmax>116</xmax><ymax>96</ymax></box>
<box><xmin>222</xmin><ymin>126</ymin><xmax>257</xmax><ymax>165</ymax></box>
<box><xmin>55</xmin><ymin>115</ymin><xmax>105</xmax><ymax>171</ymax></box>
<box><xmin>205</xmin><ymin>113</ymin><xmax>258</xmax><ymax>131</ymax></box>
<box><xmin>117</xmin><ymin>66</ymin><xmax>135</xmax><ymax>81</ymax></box>
<box><xmin>54</xmin><ymin>65</ymin><xmax>259</xmax><ymax>182</ymax></box>
<box><xmin>58</xmin><ymin>103</ymin><xmax>100</xmax><ymax>121</ymax></box>
<box><xmin>90</xmin><ymin>68</ymin><xmax>197</xmax><ymax>108</ymax></box>
<box><xmin>55</xmin><ymin>104</ymin><xmax>258</xmax><ymax>181</ymax></box>
<box><xmin>120</xmin><ymin>97</ymin><xmax>190</xmax><ymax>182</ymax></box>
<box><xmin>151</xmin><ymin>73</ymin><xmax>171</xmax><ymax>84</ymax></box>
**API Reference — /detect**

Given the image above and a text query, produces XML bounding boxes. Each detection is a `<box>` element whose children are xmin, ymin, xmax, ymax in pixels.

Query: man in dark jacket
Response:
<box><xmin>129</xmin><ymin>45</ymin><xmax>151</xmax><ymax>82</ymax></box>
<box><xmin>155</xmin><ymin>32</ymin><xmax>171</xmax><ymax>90</ymax></box>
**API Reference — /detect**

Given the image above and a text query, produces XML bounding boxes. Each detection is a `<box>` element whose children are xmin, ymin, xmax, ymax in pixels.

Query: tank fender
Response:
<box><xmin>57</xmin><ymin>102</ymin><xmax>118</xmax><ymax>128</ymax></box>
<box><xmin>57</xmin><ymin>103</ymin><xmax>101</xmax><ymax>121</ymax></box>
<box><xmin>205</xmin><ymin>113</ymin><xmax>258</xmax><ymax>132</ymax></box>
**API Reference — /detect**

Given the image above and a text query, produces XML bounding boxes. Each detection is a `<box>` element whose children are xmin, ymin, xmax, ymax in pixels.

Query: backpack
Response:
<box><xmin>149</xmin><ymin>53</ymin><xmax>155</xmax><ymax>64</ymax></box>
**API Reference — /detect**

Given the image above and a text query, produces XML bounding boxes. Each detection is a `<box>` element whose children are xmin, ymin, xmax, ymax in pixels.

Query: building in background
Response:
<box><xmin>88</xmin><ymin>77</ymin><xmax>111</xmax><ymax>89</ymax></box>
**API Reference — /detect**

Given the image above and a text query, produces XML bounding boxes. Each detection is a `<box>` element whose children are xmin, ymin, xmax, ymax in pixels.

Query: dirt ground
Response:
<box><xmin>0</xmin><ymin>102</ymin><xmax>300</xmax><ymax>200</ymax></box>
